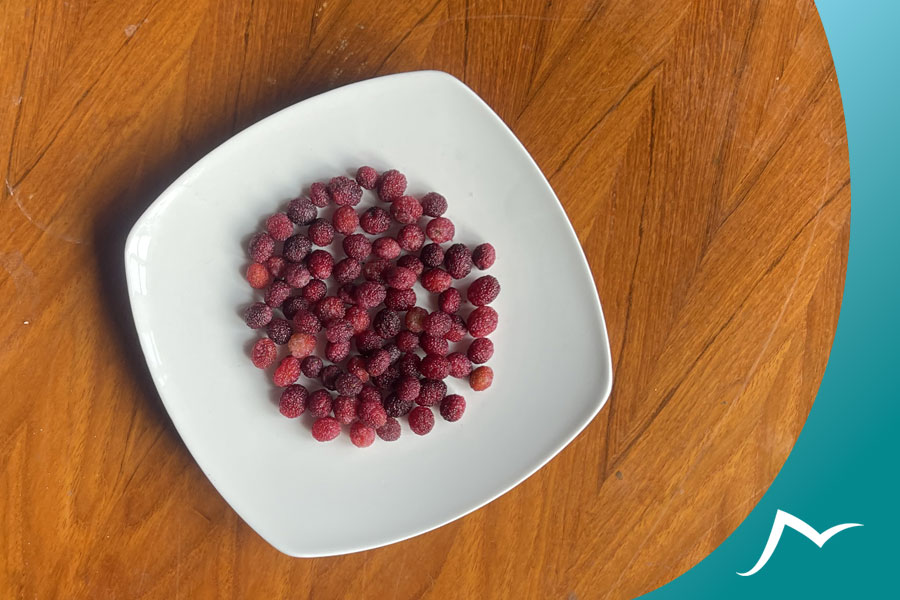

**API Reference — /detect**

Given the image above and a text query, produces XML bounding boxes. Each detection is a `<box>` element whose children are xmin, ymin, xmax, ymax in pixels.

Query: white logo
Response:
<box><xmin>737</xmin><ymin>509</ymin><xmax>862</xmax><ymax>576</ymax></box>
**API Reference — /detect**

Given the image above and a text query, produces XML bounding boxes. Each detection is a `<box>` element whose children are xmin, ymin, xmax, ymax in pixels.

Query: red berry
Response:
<box><xmin>396</xmin><ymin>375</ymin><xmax>421</xmax><ymax>403</ymax></box>
<box><xmin>424</xmin><ymin>311</ymin><xmax>452</xmax><ymax>336</ymax></box>
<box><xmin>292</xmin><ymin>309</ymin><xmax>322</xmax><ymax>334</ymax></box>
<box><xmin>345</xmin><ymin>305</ymin><xmax>371</xmax><ymax>334</ymax></box>
<box><xmin>405</xmin><ymin>307</ymin><xmax>428</xmax><ymax>333</ymax></box>
<box><xmin>467</xmin><ymin>306</ymin><xmax>498</xmax><ymax>337</ymax></box>
<box><xmin>284</xmin><ymin>262</ymin><xmax>312</xmax><ymax>288</ymax></box>
<box><xmin>287</xmin><ymin>197</ymin><xmax>317</xmax><ymax>225</ymax></box>
<box><xmin>420</xmin><ymin>192</ymin><xmax>447</xmax><ymax>217</ymax></box>
<box><xmin>360</xmin><ymin>207</ymin><xmax>391</xmax><ymax>234</ymax></box>
<box><xmin>390</xmin><ymin>195</ymin><xmax>423</xmax><ymax>224</ymax></box>
<box><xmin>267</xmin><ymin>318</ymin><xmax>293</xmax><ymax>344</ymax></box>
<box><xmin>320</xmin><ymin>365</ymin><xmax>341</xmax><ymax>390</ymax></box>
<box><xmin>301</xmin><ymin>355</ymin><xmax>323</xmax><ymax>378</ymax></box>
<box><xmin>243</xmin><ymin>302</ymin><xmax>273</xmax><ymax>328</ymax></box>
<box><xmin>376</xmin><ymin>417</ymin><xmax>401</xmax><ymax>441</ymax></box>
<box><xmin>468</xmin><ymin>275</ymin><xmax>500</xmax><ymax>306</ymax></box>
<box><xmin>331</xmin><ymin>206</ymin><xmax>358</xmax><ymax>235</ymax></box>
<box><xmin>362</xmin><ymin>257</ymin><xmax>390</xmax><ymax>283</ymax></box>
<box><xmin>356</xmin><ymin>166</ymin><xmax>378</xmax><ymax>190</ymax></box>
<box><xmin>447</xmin><ymin>352</ymin><xmax>472</xmax><ymax>378</ymax></box>
<box><xmin>246</xmin><ymin>262</ymin><xmax>272</xmax><ymax>289</ymax></box>
<box><xmin>472</xmin><ymin>243</ymin><xmax>496</xmax><ymax>270</ymax></box>
<box><xmin>378</xmin><ymin>169</ymin><xmax>407</xmax><ymax>202</ymax></box>
<box><xmin>421</xmin><ymin>268</ymin><xmax>452</xmax><ymax>293</ymax></box>
<box><xmin>266</xmin><ymin>255</ymin><xmax>287</xmax><ymax>278</ymax></box>
<box><xmin>426</xmin><ymin>217</ymin><xmax>454</xmax><ymax>243</ymax></box>
<box><xmin>335</xmin><ymin>372</ymin><xmax>364</xmax><ymax>396</ymax></box>
<box><xmin>307</xmin><ymin>389</ymin><xmax>333</xmax><ymax>417</ymax></box>
<box><xmin>385</xmin><ymin>266</ymin><xmax>416</xmax><ymax>290</ymax></box>
<box><xmin>251</xmin><ymin>338</ymin><xmax>278</xmax><ymax>368</ymax></box>
<box><xmin>355</xmin><ymin>329</ymin><xmax>383</xmax><ymax>354</ymax></box>
<box><xmin>397</xmin><ymin>352</ymin><xmax>421</xmax><ymax>377</ymax></box>
<box><xmin>373</xmin><ymin>309</ymin><xmax>402</xmax><ymax>339</ymax></box>
<box><xmin>373</xmin><ymin>365</ymin><xmax>400</xmax><ymax>390</ymax></box>
<box><xmin>395</xmin><ymin>330</ymin><xmax>419</xmax><ymax>352</ymax></box>
<box><xmin>383</xmin><ymin>343</ymin><xmax>402</xmax><ymax>364</ymax></box>
<box><xmin>397</xmin><ymin>224</ymin><xmax>425</xmax><ymax>252</ymax></box>
<box><xmin>350</xmin><ymin>422</ymin><xmax>376</xmax><ymax>447</ymax></box>
<box><xmin>279</xmin><ymin>385</ymin><xmax>308</xmax><ymax>418</ymax></box>
<box><xmin>440</xmin><ymin>394</ymin><xmax>466</xmax><ymax>422</ymax></box>
<box><xmin>273</xmin><ymin>356</ymin><xmax>301</xmax><ymax>387</ymax></box>
<box><xmin>266</xmin><ymin>213</ymin><xmax>294</xmax><ymax>241</ymax></box>
<box><xmin>358</xmin><ymin>401</ymin><xmax>387</xmax><ymax>428</ymax></box>
<box><xmin>288</xmin><ymin>332</ymin><xmax>317</xmax><ymax>358</ymax></box>
<box><xmin>408</xmin><ymin>406</ymin><xmax>434</xmax><ymax>435</ymax></box>
<box><xmin>446</xmin><ymin>314</ymin><xmax>467</xmax><ymax>342</ymax></box>
<box><xmin>420</xmin><ymin>243</ymin><xmax>444</xmax><ymax>268</ymax></box>
<box><xmin>316</xmin><ymin>296</ymin><xmax>346</xmax><ymax>321</ymax></box>
<box><xmin>342</xmin><ymin>233</ymin><xmax>371</xmax><ymax>260</ymax></box>
<box><xmin>467</xmin><ymin>337</ymin><xmax>493</xmax><ymax>363</ymax></box>
<box><xmin>419</xmin><ymin>354</ymin><xmax>450</xmax><ymax>379</ymax></box>
<box><xmin>359</xmin><ymin>384</ymin><xmax>381</xmax><ymax>404</ymax></box>
<box><xmin>283</xmin><ymin>234</ymin><xmax>312</xmax><ymax>262</ymax></box>
<box><xmin>302</xmin><ymin>279</ymin><xmax>327</xmax><ymax>302</ymax></box>
<box><xmin>308</xmin><ymin>219</ymin><xmax>335</xmax><ymax>246</ymax></box>
<box><xmin>470</xmin><ymin>366</ymin><xmax>493</xmax><ymax>391</ymax></box>
<box><xmin>306</xmin><ymin>249</ymin><xmax>334</xmax><ymax>279</ymax></box>
<box><xmin>444</xmin><ymin>244</ymin><xmax>472</xmax><ymax>279</ymax></box>
<box><xmin>385</xmin><ymin>288</ymin><xmax>416</xmax><ymax>311</ymax></box>
<box><xmin>396</xmin><ymin>254</ymin><xmax>424</xmax><ymax>276</ymax></box>
<box><xmin>311</xmin><ymin>417</ymin><xmax>341</xmax><ymax>442</ymax></box>
<box><xmin>328</xmin><ymin>176</ymin><xmax>363</xmax><ymax>207</ymax></box>
<box><xmin>325</xmin><ymin>319</ymin><xmax>354</xmax><ymax>343</ymax></box>
<box><xmin>366</xmin><ymin>349</ymin><xmax>391</xmax><ymax>376</ymax></box>
<box><xmin>420</xmin><ymin>334</ymin><xmax>449</xmax><ymax>356</ymax></box>
<box><xmin>372</xmin><ymin>237</ymin><xmax>401</xmax><ymax>260</ymax></box>
<box><xmin>265</xmin><ymin>281</ymin><xmax>291</xmax><ymax>308</ymax></box>
<box><xmin>249</xmin><ymin>232</ymin><xmax>275</xmax><ymax>262</ymax></box>
<box><xmin>282</xmin><ymin>296</ymin><xmax>309</xmax><ymax>320</ymax></box>
<box><xmin>333</xmin><ymin>258</ymin><xmax>362</xmax><ymax>284</ymax></box>
<box><xmin>383</xmin><ymin>394</ymin><xmax>414</xmax><ymax>417</ymax></box>
<box><xmin>347</xmin><ymin>356</ymin><xmax>370</xmax><ymax>382</ymax></box>
<box><xmin>326</xmin><ymin>340</ymin><xmax>351</xmax><ymax>363</ymax></box>
<box><xmin>333</xmin><ymin>395</ymin><xmax>359</xmax><ymax>425</ymax></box>
<box><xmin>416</xmin><ymin>379</ymin><xmax>446</xmax><ymax>406</ymax></box>
<box><xmin>309</xmin><ymin>182</ymin><xmax>329</xmax><ymax>207</ymax></box>
<box><xmin>353</xmin><ymin>281</ymin><xmax>386</xmax><ymax>309</ymax></box>
<box><xmin>438</xmin><ymin>288</ymin><xmax>461</xmax><ymax>313</ymax></box>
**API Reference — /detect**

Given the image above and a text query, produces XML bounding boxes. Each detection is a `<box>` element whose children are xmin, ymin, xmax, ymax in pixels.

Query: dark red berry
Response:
<box><xmin>416</xmin><ymin>379</ymin><xmax>446</xmax><ymax>407</ymax></box>
<box><xmin>244</xmin><ymin>302</ymin><xmax>273</xmax><ymax>328</ymax></box>
<box><xmin>421</xmin><ymin>334</ymin><xmax>449</xmax><ymax>356</ymax></box>
<box><xmin>395</xmin><ymin>330</ymin><xmax>419</xmax><ymax>352</ymax></box>
<box><xmin>472</xmin><ymin>243</ymin><xmax>495</xmax><ymax>270</ymax></box>
<box><xmin>249</xmin><ymin>232</ymin><xmax>275</xmax><ymax>262</ymax></box>
<box><xmin>420</xmin><ymin>192</ymin><xmax>447</xmax><ymax>217</ymax></box>
<box><xmin>326</xmin><ymin>340</ymin><xmax>351</xmax><ymax>363</ymax></box>
<box><xmin>419</xmin><ymin>354</ymin><xmax>450</xmax><ymax>379</ymax></box>
<box><xmin>307</xmin><ymin>389</ymin><xmax>334</xmax><ymax>417</ymax></box>
<box><xmin>347</xmin><ymin>356</ymin><xmax>370</xmax><ymax>383</ymax></box>
<box><xmin>287</xmin><ymin>197</ymin><xmax>317</xmax><ymax>225</ymax></box>
<box><xmin>372</xmin><ymin>237</ymin><xmax>401</xmax><ymax>260</ymax></box>
<box><xmin>316</xmin><ymin>296</ymin><xmax>346</xmax><ymax>321</ymax></box>
<box><xmin>273</xmin><ymin>356</ymin><xmax>301</xmax><ymax>386</ymax></box>
<box><xmin>320</xmin><ymin>365</ymin><xmax>341</xmax><ymax>390</ymax></box>
<box><xmin>350</xmin><ymin>422</ymin><xmax>376</xmax><ymax>447</ymax></box>
<box><xmin>377</xmin><ymin>417</ymin><xmax>401</xmax><ymax>441</ymax></box>
<box><xmin>335</xmin><ymin>372</ymin><xmax>363</xmax><ymax>396</ymax></box>
<box><xmin>383</xmin><ymin>394</ymin><xmax>414</xmax><ymax>417</ymax></box>
<box><xmin>395</xmin><ymin>375</ymin><xmax>421</xmax><ymax>403</ymax></box>
<box><xmin>279</xmin><ymin>385</ymin><xmax>308</xmax><ymax>418</ymax></box>
<box><xmin>266</xmin><ymin>255</ymin><xmax>287</xmax><ymax>278</ymax></box>
<box><xmin>467</xmin><ymin>306</ymin><xmax>498</xmax><ymax>337</ymax></box>
<box><xmin>468</xmin><ymin>275</ymin><xmax>500</xmax><ymax>306</ymax></box>
<box><xmin>424</xmin><ymin>311</ymin><xmax>452</xmax><ymax>336</ymax></box>
<box><xmin>397</xmin><ymin>254</ymin><xmax>424</xmax><ymax>277</ymax></box>
<box><xmin>301</xmin><ymin>355</ymin><xmax>323</xmax><ymax>378</ymax></box>
<box><xmin>282</xmin><ymin>295</ymin><xmax>309</xmax><ymax>320</ymax></box>
<box><xmin>292</xmin><ymin>309</ymin><xmax>321</xmax><ymax>334</ymax></box>
<box><xmin>397</xmin><ymin>224</ymin><xmax>425</xmax><ymax>252</ymax></box>
<box><xmin>355</xmin><ymin>329</ymin><xmax>383</xmax><ymax>354</ymax></box>
<box><xmin>390</xmin><ymin>195</ymin><xmax>423</xmax><ymax>224</ymax></box>
<box><xmin>251</xmin><ymin>338</ymin><xmax>278</xmax><ymax>368</ymax></box>
<box><xmin>333</xmin><ymin>395</ymin><xmax>359</xmax><ymax>425</ymax></box>
<box><xmin>342</xmin><ymin>233</ymin><xmax>371</xmax><ymax>260</ymax></box>
<box><xmin>446</xmin><ymin>314</ymin><xmax>467</xmax><ymax>342</ymax></box>
<box><xmin>366</xmin><ymin>349</ymin><xmax>391</xmax><ymax>376</ymax></box>
<box><xmin>444</xmin><ymin>244</ymin><xmax>472</xmax><ymax>279</ymax></box>
<box><xmin>420</xmin><ymin>243</ymin><xmax>444</xmax><ymax>268</ymax></box>
<box><xmin>373</xmin><ymin>365</ymin><xmax>400</xmax><ymax>390</ymax></box>
<box><xmin>406</xmin><ymin>307</ymin><xmax>428</xmax><ymax>333</ymax></box>
<box><xmin>284</xmin><ymin>262</ymin><xmax>312</xmax><ymax>288</ymax></box>
<box><xmin>338</xmin><ymin>282</ymin><xmax>357</xmax><ymax>305</ymax></box>
<box><xmin>360</xmin><ymin>207</ymin><xmax>391</xmax><ymax>234</ymax></box>
<box><xmin>362</xmin><ymin>258</ymin><xmax>390</xmax><ymax>284</ymax></box>
<box><xmin>408</xmin><ymin>406</ymin><xmax>435</xmax><ymax>435</ymax></box>
<box><xmin>373</xmin><ymin>309</ymin><xmax>402</xmax><ymax>339</ymax></box>
<box><xmin>267</xmin><ymin>318</ymin><xmax>293</xmax><ymax>344</ymax></box>
<box><xmin>306</xmin><ymin>249</ymin><xmax>334</xmax><ymax>279</ymax></box>
<box><xmin>356</xmin><ymin>166</ymin><xmax>378</xmax><ymax>190</ymax></box>
<box><xmin>440</xmin><ymin>394</ymin><xmax>466</xmax><ymax>422</ymax></box>
<box><xmin>266</xmin><ymin>213</ymin><xmax>294</xmax><ymax>241</ymax></box>
<box><xmin>426</xmin><ymin>217</ymin><xmax>454</xmax><ymax>243</ymax></box>
<box><xmin>385</xmin><ymin>266</ymin><xmax>416</xmax><ymax>290</ymax></box>
<box><xmin>378</xmin><ymin>169</ymin><xmax>407</xmax><ymax>202</ymax></box>
<box><xmin>302</xmin><ymin>279</ymin><xmax>327</xmax><ymax>302</ymax></box>
<box><xmin>397</xmin><ymin>352</ymin><xmax>421</xmax><ymax>378</ymax></box>
<box><xmin>308</xmin><ymin>219</ymin><xmax>335</xmax><ymax>246</ymax></box>
<box><xmin>358</xmin><ymin>401</ymin><xmax>387</xmax><ymax>428</ymax></box>
<box><xmin>353</xmin><ymin>281</ymin><xmax>386</xmax><ymax>309</ymax></box>
<box><xmin>325</xmin><ymin>319</ymin><xmax>354</xmax><ymax>343</ymax></box>
<box><xmin>333</xmin><ymin>258</ymin><xmax>361</xmax><ymax>284</ymax></box>
<box><xmin>359</xmin><ymin>385</ymin><xmax>381</xmax><ymax>404</ymax></box>
<box><xmin>328</xmin><ymin>175</ymin><xmax>363</xmax><ymax>206</ymax></box>
<box><xmin>439</xmin><ymin>288</ymin><xmax>461</xmax><ymax>314</ymax></box>
<box><xmin>467</xmin><ymin>338</ymin><xmax>493</xmax><ymax>364</ymax></box>
<box><xmin>312</xmin><ymin>417</ymin><xmax>341</xmax><ymax>442</ymax></box>
<box><xmin>309</xmin><ymin>182</ymin><xmax>329</xmax><ymax>207</ymax></box>
<box><xmin>345</xmin><ymin>305</ymin><xmax>371</xmax><ymax>334</ymax></box>
<box><xmin>246</xmin><ymin>263</ymin><xmax>272</xmax><ymax>289</ymax></box>
<box><xmin>283</xmin><ymin>234</ymin><xmax>312</xmax><ymax>262</ymax></box>
<box><xmin>288</xmin><ymin>332</ymin><xmax>317</xmax><ymax>358</ymax></box>
<box><xmin>384</xmin><ymin>343</ymin><xmax>402</xmax><ymax>364</ymax></box>
<box><xmin>384</xmin><ymin>288</ymin><xmax>416</xmax><ymax>311</ymax></box>
<box><xmin>447</xmin><ymin>352</ymin><xmax>472</xmax><ymax>378</ymax></box>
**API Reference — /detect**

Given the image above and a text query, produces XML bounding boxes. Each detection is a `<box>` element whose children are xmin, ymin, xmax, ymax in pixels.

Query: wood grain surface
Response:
<box><xmin>0</xmin><ymin>1</ymin><xmax>849</xmax><ymax>598</ymax></box>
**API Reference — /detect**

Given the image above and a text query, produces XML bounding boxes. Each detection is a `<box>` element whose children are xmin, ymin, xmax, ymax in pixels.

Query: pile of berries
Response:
<box><xmin>243</xmin><ymin>167</ymin><xmax>499</xmax><ymax>447</ymax></box>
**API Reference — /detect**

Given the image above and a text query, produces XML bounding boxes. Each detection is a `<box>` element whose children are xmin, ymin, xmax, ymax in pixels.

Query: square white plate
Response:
<box><xmin>125</xmin><ymin>70</ymin><xmax>612</xmax><ymax>557</ymax></box>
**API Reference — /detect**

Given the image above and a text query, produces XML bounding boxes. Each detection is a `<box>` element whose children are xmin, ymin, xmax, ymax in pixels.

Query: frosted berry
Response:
<box><xmin>384</xmin><ymin>343</ymin><xmax>402</xmax><ymax>364</ymax></box>
<box><xmin>356</xmin><ymin>166</ymin><xmax>378</xmax><ymax>190</ymax></box>
<box><xmin>385</xmin><ymin>266</ymin><xmax>416</xmax><ymax>290</ymax></box>
<box><xmin>345</xmin><ymin>305</ymin><xmax>371</xmax><ymax>334</ymax></box>
<box><xmin>265</xmin><ymin>281</ymin><xmax>291</xmax><ymax>308</ymax></box>
<box><xmin>287</xmin><ymin>197</ymin><xmax>316</xmax><ymax>225</ymax></box>
<box><xmin>425</xmin><ymin>217</ymin><xmax>454</xmax><ymax>243</ymax></box>
<box><xmin>302</xmin><ymin>279</ymin><xmax>327</xmax><ymax>302</ymax></box>
<box><xmin>333</xmin><ymin>258</ymin><xmax>361</xmax><ymax>284</ymax></box>
<box><xmin>444</xmin><ymin>244</ymin><xmax>472</xmax><ymax>279</ymax></box>
<box><xmin>385</xmin><ymin>288</ymin><xmax>416</xmax><ymax>311</ymax></box>
<box><xmin>467</xmin><ymin>306</ymin><xmax>498</xmax><ymax>337</ymax></box>
<box><xmin>405</xmin><ymin>307</ymin><xmax>428</xmax><ymax>333</ymax></box>
<box><xmin>311</xmin><ymin>417</ymin><xmax>341</xmax><ymax>442</ymax></box>
<box><xmin>325</xmin><ymin>319</ymin><xmax>353</xmax><ymax>343</ymax></box>
<box><xmin>421</xmin><ymin>243</ymin><xmax>444</xmax><ymax>268</ymax></box>
<box><xmin>267</xmin><ymin>318</ymin><xmax>293</xmax><ymax>344</ymax></box>
<box><xmin>266</xmin><ymin>256</ymin><xmax>287</xmax><ymax>278</ymax></box>
<box><xmin>347</xmin><ymin>356</ymin><xmax>370</xmax><ymax>382</ymax></box>
<box><xmin>282</xmin><ymin>296</ymin><xmax>309</xmax><ymax>320</ymax></box>
<box><xmin>467</xmin><ymin>337</ymin><xmax>494</xmax><ymax>364</ymax></box>
<box><xmin>416</xmin><ymin>379</ymin><xmax>446</xmax><ymax>407</ymax></box>
<box><xmin>359</xmin><ymin>385</ymin><xmax>381</xmax><ymax>405</ymax></box>
<box><xmin>378</xmin><ymin>169</ymin><xmax>407</xmax><ymax>202</ymax></box>
<box><xmin>309</xmin><ymin>182</ymin><xmax>329</xmax><ymax>207</ymax></box>
<box><xmin>372</xmin><ymin>237</ymin><xmax>401</xmax><ymax>260</ymax></box>
<box><xmin>320</xmin><ymin>365</ymin><xmax>341</xmax><ymax>390</ymax></box>
<box><xmin>419</xmin><ymin>354</ymin><xmax>450</xmax><ymax>379</ymax></box>
<box><xmin>424</xmin><ymin>311</ymin><xmax>452</xmax><ymax>336</ymax></box>
<box><xmin>421</xmin><ymin>268</ymin><xmax>452</xmax><ymax>293</ymax></box>
<box><xmin>397</xmin><ymin>224</ymin><xmax>425</xmax><ymax>252</ymax></box>
<box><xmin>249</xmin><ymin>232</ymin><xmax>275</xmax><ymax>262</ymax></box>
<box><xmin>243</xmin><ymin>302</ymin><xmax>273</xmax><ymax>328</ymax></box>
<box><xmin>288</xmin><ymin>332</ymin><xmax>317</xmax><ymax>358</ymax></box>
<box><xmin>355</xmin><ymin>329</ymin><xmax>383</xmax><ymax>354</ymax></box>
<box><xmin>390</xmin><ymin>195</ymin><xmax>423</xmax><ymax>224</ymax></box>
<box><xmin>360</xmin><ymin>207</ymin><xmax>391</xmax><ymax>234</ymax></box>
<box><xmin>468</xmin><ymin>275</ymin><xmax>500</xmax><ymax>306</ymax></box>
<box><xmin>283</xmin><ymin>234</ymin><xmax>312</xmax><ymax>262</ymax></box>
<box><xmin>420</xmin><ymin>334</ymin><xmax>449</xmax><ymax>356</ymax></box>
<box><xmin>308</xmin><ymin>219</ymin><xmax>335</xmax><ymax>247</ymax></box>
<box><xmin>292</xmin><ymin>310</ymin><xmax>322</xmax><ymax>334</ymax></box>
<box><xmin>284</xmin><ymin>262</ymin><xmax>312</xmax><ymax>288</ymax></box>
<box><xmin>325</xmin><ymin>340</ymin><xmax>351</xmax><ymax>362</ymax></box>
<box><xmin>246</xmin><ymin>263</ymin><xmax>272</xmax><ymax>289</ymax></box>
<box><xmin>445</xmin><ymin>314</ymin><xmax>467</xmax><ymax>342</ymax></box>
<box><xmin>328</xmin><ymin>175</ymin><xmax>363</xmax><ymax>206</ymax></box>
<box><xmin>395</xmin><ymin>330</ymin><xmax>419</xmax><ymax>352</ymax></box>
<box><xmin>273</xmin><ymin>356</ymin><xmax>301</xmax><ymax>386</ymax></box>
<box><xmin>335</xmin><ymin>372</ymin><xmax>363</xmax><ymax>396</ymax></box>
<box><xmin>472</xmin><ymin>243</ymin><xmax>495</xmax><ymax>270</ymax></box>
<box><xmin>353</xmin><ymin>281</ymin><xmax>386</xmax><ymax>309</ymax></box>
<box><xmin>373</xmin><ymin>365</ymin><xmax>400</xmax><ymax>390</ymax></box>
<box><xmin>366</xmin><ymin>349</ymin><xmax>391</xmax><ymax>376</ymax></box>
<box><xmin>306</xmin><ymin>249</ymin><xmax>334</xmax><ymax>280</ymax></box>
<box><xmin>251</xmin><ymin>338</ymin><xmax>278</xmax><ymax>368</ymax></box>
<box><xmin>397</xmin><ymin>352</ymin><xmax>421</xmax><ymax>377</ymax></box>
<box><xmin>358</xmin><ymin>401</ymin><xmax>387</xmax><ymax>428</ymax></box>
<box><xmin>439</xmin><ymin>288</ymin><xmax>461</xmax><ymax>314</ymax></box>
<box><xmin>470</xmin><ymin>366</ymin><xmax>493</xmax><ymax>391</ymax></box>
<box><xmin>333</xmin><ymin>396</ymin><xmax>359</xmax><ymax>425</ymax></box>
<box><xmin>447</xmin><ymin>352</ymin><xmax>472</xmax><ymax>378</ymax></box>
<box><xmin>279</xmin><ymin>385</ymin><xmax>308</xmax><ymax>418</ymax></box>
<box><xmin>343</xmin><ymin>234</ymin><xmax>371</xmax><ymax>260</ymax></box>
<box><xmin>301</xmin><ymin>355</ymin><xmax>323</xmax><ymax>378</ymax></box>
<box><xmin>396</xmin><ymin>375</ymin><xmax>421</xmax><ymax>403</ymax></box>
<box><xmin>315</xmin><ymin>296</ymin><xmax>346</xmax><ymax>321</ymax></box>
<box><xmin>420</xmin><ymin>192</ymin><xmax>447</xmax><ymax>217</ymax></box>
<box><xmin>337</xmin><ymin>283</ymin><xmax>356</xmax><ymax>305</ymax></box>
<box><xmin>332</xmin><ymin>205</ymin><xmax>359</xmax><ymax>235</ymax></box>
<box><xmin>440</xmin><ymin>394</ymin><xmax>466</xmax><ymax>422</ymax></box>
<box><xmin>350</xmin><ymin>422</ymin><xmax>376</xmax><ymax>448</ymax></box>
<box><xmin>396</xmin><ymin>255</ymin><xmax>424</xmax><ymax>277</ymax></box>
<box><xmin>383</xmin><ymin>394</ymin><xmax>414</xmax><ymax>417</ymax></box>
<box><xmin>363</xmin><ymin>257</ymin><xmax>390</xmax><ymax>283</ymax></box>
<box><xmin>373</xmin><ymin>310</ymin><xmax>402</xmax><ymax>339</ymax></box>
<box><xmin>266</xmin><ymin>213</ymin><xmax>293</xmax><ymax>241</ymax></box>
<box><xmin>408</xmin><ymin>406</ymin><xmax>434</xmax><ymax>435</ymax></box>
<box><xmin>307</xmin><ymin>389</ymin><xmax>334</xmax><ymax>417</ymax></box>
<box><xmin>377</xmin><ymin>417</ymin><xmax>401</xmax><ymax>441</ymax></box>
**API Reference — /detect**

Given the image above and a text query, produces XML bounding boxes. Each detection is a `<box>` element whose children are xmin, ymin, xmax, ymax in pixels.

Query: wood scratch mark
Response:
<box><xmin>7</xmin><ymin>183</ymin><xmax>83</xmax><ymax>244</ymax></box>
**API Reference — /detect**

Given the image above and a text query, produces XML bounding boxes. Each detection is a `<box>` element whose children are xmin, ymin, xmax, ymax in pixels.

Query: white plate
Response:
<box><xmin>125</xmin><ymin>70</ymin><xmax>612</xmax><ymax>557</ymax></box>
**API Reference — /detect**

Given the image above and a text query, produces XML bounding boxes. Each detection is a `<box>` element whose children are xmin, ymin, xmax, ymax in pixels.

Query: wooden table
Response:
<box><xmin>0</xmin><ymin>1</ymin><xmax>849</xmax><ymax>598</ymax></box>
